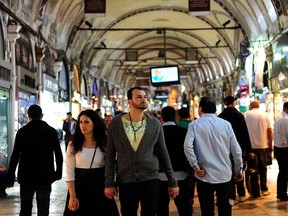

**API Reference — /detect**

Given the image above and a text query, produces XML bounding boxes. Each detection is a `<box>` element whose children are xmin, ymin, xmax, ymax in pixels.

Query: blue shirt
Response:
<box><xmin>184</xmin><ymin>114</ymin><xmax>243</xmax><ymax>183</ymax></box>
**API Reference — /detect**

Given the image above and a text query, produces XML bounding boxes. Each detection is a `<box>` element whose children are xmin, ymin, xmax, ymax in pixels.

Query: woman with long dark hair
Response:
<box><xmin>64</xmin><ymin>110</ymin><xmax>119</xmax><ymax>216</ymax></box>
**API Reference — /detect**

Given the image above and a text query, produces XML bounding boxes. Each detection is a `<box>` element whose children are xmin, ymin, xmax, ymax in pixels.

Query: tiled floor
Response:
<box><xmin>0</xmin><ymin>144</ymin><xmax>287</xmax><ymax>215</ymax></box>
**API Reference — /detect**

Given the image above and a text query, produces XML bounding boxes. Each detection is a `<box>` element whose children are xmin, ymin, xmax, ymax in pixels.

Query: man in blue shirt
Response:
<box><xmin>184</xmin><ymin>97</ymin><xmax>243</xmax><ymax>216</ymax></box>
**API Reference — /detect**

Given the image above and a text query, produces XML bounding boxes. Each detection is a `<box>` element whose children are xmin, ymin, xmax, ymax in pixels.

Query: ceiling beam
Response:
<box><xmin>77</xmin><ymin>26</ymin><xmax>241</xmax><ymax>31</ymax></box>
<box><xmin>94</xmin><ymin>46</ymin><xmax>228</xmax><ymax>50</ymax></box>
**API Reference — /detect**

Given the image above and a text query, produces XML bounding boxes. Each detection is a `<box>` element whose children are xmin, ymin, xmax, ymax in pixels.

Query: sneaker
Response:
<box><xmin>229</xmin><ymin>199</ymin><xmax>235</xmax><ymax>206</ymax></box>
<box><xmin>239</xmin><ymin>196</ymin><xmax>246</xmax><ymax>202</ymax></box>
<box><xmin>261</xmin><ymin>191</ymin><xmax>271</xmax><ymax>196</ymax></box>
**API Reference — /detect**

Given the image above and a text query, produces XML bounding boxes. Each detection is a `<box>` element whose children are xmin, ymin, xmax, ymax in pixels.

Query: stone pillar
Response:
<box><xmin>7</xmin><ymin>24</ymin><xmax>21</xmax><ymax>145</ymax></box>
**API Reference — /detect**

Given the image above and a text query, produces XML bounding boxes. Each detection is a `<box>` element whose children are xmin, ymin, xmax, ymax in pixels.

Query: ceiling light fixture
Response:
<box><xmin>215</xmin><ymin>39</ymin><xmax>221</xmax><ymax>46</ymax></box>
<box><xmin>222</xmin><ymin>20</ymin><xmax>231</xmax><ymax>28</ymax></box>
<box><xmin>85</xmin><ymin>21</ymin><xmax>93</xmax><ymax>28</ymax></box>
<box><xmin>101</xmin><ymin>41</ymin><xmax>107</xmax><ymax>48</ymax></box>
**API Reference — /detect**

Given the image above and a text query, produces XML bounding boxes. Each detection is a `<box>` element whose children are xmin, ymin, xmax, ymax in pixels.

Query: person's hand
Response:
<box><xmin>104</xmin><ymin>187</ymin><xmax>118</xmax><ymax>199</ymax></box>
<box><xmin>248</xmin><ymin>152</ymin><xmax>255</xmax><ymax>159</ymax></box>
<box><xmin>234</xmin><ymin>173</ymin><xmax>244</xmax><ymax>182</ymax></box>
<box><xmin>68</xmin><ymin>197</ymin><xmax>79</xmax><ymax>212</ymax></box>
<box><xmin>0</xmin><ymin>165</ymin><xmax>6</xmax><ymax>171</ymax></box>
<box><xmin>168</xmin><ymin>186</ymin><xmax>179</xmax><ymax>199</ymax></box>
<box><xmin>195</xmin><ymin>168</ymin><xmax>205</xmax><ymax>177</ymax></box>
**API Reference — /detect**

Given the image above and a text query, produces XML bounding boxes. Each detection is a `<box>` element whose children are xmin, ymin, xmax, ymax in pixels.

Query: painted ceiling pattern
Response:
<box><xmin>2</xmin><ymin>0</ymin><xmax>288</xmax><ymax>91</ymax></box>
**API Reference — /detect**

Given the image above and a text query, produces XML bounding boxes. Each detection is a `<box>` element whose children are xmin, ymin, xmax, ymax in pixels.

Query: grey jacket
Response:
<box><xmin>105</xmin><ymin>112</ymin><xmax>177</xmax><ymax>187</ymax></box>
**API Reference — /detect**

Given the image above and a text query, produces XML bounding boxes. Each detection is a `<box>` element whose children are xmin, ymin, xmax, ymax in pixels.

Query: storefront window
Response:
<box><xmin>0</xmin><ymin>89</ymin><xmax>9</xmax><ymax>158</ymax></box>
<box><xmin>18</xmin><ymin>91</ymin><xmax>36</xmax><ymax>128</ymax></box>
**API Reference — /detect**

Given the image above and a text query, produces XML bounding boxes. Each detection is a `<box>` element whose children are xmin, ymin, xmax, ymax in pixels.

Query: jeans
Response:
<box><xmin>119</xmin><ymin>179</ymin><xmax>159</xmax><ymax>216</ymax></box>
<box><xmin>274</xmin><ymin>146</ymin><xmax>288</xmax><ymax>198</ymax></box>
<box><xmin>252</xmin><ymin>149</ymin><xmax>268</xmax><ymax>192</ymax></box>
<box><xmin>197</xmin><ymin>179</ymin><xmax>231</xmax><ymax>216</ymax></box>
<box><xmin>20</xmin><ymin>184</ymin><xmax>51</xmax><ymax>216</ymax></box>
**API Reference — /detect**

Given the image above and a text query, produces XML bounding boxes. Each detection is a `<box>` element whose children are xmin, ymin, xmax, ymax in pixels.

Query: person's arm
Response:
<box><xmin>67</xmin><ymin>181</ymin><xmax>79</xmax><ymax>211</ymax></box>
<box><xmin>66</xmin><ymin>144</ymin><xmax>79</xmax><ymax>211</ymax></box>
<box><xmin>7</xmin><ymin>131</ymin><xmax>22</xmax><ymax>187</ymax></box>
<box><xmin>229</xmin><ymin>126</ymin><xmax>243</xmax><ymax>180</ymax></box>
<box><xmin>267</xmin><ymin>128</ymin><xmax>273</xmax><ymax>151</ymax></box>
<box><xmin>52</xmin><ymin>129</ymin><xmax>63</xmax><ymax>180</ymax></box>
<box><xmin>104</xmin><ymin>124</ymin><xmax>118</xmax><ymax>198</ymax></box>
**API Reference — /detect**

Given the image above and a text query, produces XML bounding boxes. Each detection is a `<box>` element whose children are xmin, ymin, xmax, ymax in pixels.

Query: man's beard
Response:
<box><xmin>131</xmin><ymin>101</ymin><xmax>147</xmax><ymax>110</ymax></box>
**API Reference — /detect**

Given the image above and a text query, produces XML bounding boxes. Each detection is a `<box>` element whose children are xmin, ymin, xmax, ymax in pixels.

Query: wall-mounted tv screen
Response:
<box><xmin>150</xmin><ymin>65</ymin><xmax>180</xmax><ymax>87</ymax></box>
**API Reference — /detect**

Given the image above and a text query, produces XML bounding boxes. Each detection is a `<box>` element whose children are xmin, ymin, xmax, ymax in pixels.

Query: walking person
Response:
<box><xmin>218</xmin><ymin>96</ymin><xmax>254</xmax><ymax>204</ymax></box>
<box><xmin>7</xmin><ymin>104</ymin><xmax>63</xmax><ymax>216</ymax></box>
<box><xmin>157</xmin><ymin>106</ymin><xmax>192</xmax><ymax>216</ymax></box>
<box><xmin>64</xmin><ymin>110</ymin><xmax>119</xmax><ymax>216</ymax></box>
<box><xmin>274</xmin><ymin>101</ymin><xmax>288</xmax><ymax>201</ymax></box>
<box><xmin>63</xmin><ymin>112</ymin><xmax>76</xmax><ymax>150</ymax></box>
<box><xmin>104</xmin><ymin>87</ymin><xmax>179</xmax><ymax>216</ymax></box>
<box><xmin>184</xmin><ymin>97</ymin><xmax>243</xmax><ymax>216</ymax></box>
<box><xmin>244</xmin><ymin>100</ymin><xmax>273</xmax><ymax>196</ymax></box>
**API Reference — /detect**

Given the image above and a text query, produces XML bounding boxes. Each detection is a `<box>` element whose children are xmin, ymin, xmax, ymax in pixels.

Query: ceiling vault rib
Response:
<box><xmin>77</xmin><ymin>26</ymin><xmax>241</xmax><ymax>31</ymax></box>
<box><xmin>93</xmin><ymin>46</ymin><xmax>229</xmax><ymax>50</ymax></box>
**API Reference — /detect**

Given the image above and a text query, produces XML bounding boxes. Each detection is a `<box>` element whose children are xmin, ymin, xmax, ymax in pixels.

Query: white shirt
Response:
<box><xmin>244</xmin><ymin>108</ymin><xmax>272</xmax><ymax>149</ymax></box>
<box><xmin>274</xmin><ymin>111</ymin><xmax>288</xmax><ymax>148</ymax></box>
<box><xmin>184</xmin><ymin>114</ymin><xmax>242</xmax><ymax>184</ymax></box>
<box><xmin>66</xmin><ymin>143</ymin><xmax>105</xmax><ymax>181</ymax></box>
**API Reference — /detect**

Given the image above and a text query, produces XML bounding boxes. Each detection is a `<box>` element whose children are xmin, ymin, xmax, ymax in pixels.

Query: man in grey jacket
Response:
<box><xmin>104</xmin><ymin>87</ymin><xmax>179</xmax><ymax>216</ymax></box>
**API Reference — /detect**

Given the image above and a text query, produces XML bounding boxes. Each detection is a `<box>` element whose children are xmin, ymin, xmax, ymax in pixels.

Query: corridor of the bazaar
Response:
<box><xmin>0</xmin><ymin>0</ymin><xmax>288</xmax><ymax>215</ymax></box>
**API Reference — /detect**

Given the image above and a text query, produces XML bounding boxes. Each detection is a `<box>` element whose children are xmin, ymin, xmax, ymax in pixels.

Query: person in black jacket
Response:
<box><xmin>218</xmin><ymin>96</ymin><xmax>254</xmax><ymax>204</ymax></box>
<box><xmin>7</xmin><ymin>104</ymin><xmax>63</xmax><ymax>216</ymax></box>
<box><xmin>157</xmin><ymin>106</ymin><xmax>193</xmax><ymax>216</ymax></box>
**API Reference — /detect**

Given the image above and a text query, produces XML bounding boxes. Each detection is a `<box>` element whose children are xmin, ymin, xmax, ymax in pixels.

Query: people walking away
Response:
<box><xmin>176</xmin><ymin>107</ymin><xmax>196</xmax><ymax>206</ymax></box>
<box><xmin>7</xmin><ymin>104</ymin><xmax>63</xmax><ymax>216</ymax></box>
<box><xmin>157</xmin><ymin>106</ymin><xmax>192</xmax><ymax>216</ymax></box>
<box><xmin>104</xmin><ymin>87</ymin><xmax>179</xmax><ymax>216</ymax></box>
<box><xmin>274</xmin><ymin>101</ymin><xmax>288</xmax><ymax>201</ymax></box>
<box><xmin>176</xmin><ymin>107</ymin><xmax>192</xmax><ymax>129</ymax></box>
<box><xmin>244</xmin><ymin>99</ymin><xmax>273</xmax><ymax>196</ymax></box>
<box><xmin>63</xmin><ymin>112</ymin><xmax>76</xmax><ymax>150</ymax></box>
<box><xmin>218</xmin><ymin>96</ymin><xmax>254</xmax><ymax>204</ymax></box>
<box><xmin>184</xmin><ymin>96</ymin><xmax>243</xmax><ymax>216</ymax></box>
<box><xmin>64</xmin><ymin>110</ymin><xmax>119</xmax><ymax>215</ymax></box>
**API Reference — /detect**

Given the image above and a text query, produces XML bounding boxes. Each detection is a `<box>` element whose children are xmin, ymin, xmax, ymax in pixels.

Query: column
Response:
<box><xmin>7</xmin><ymin>24</ymin><xmax>21</xmax><ymax>146</ymax></box>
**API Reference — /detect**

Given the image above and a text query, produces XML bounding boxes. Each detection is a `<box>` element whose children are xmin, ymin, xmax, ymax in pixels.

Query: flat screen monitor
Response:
<box><xmin>150</xmin><ymin>65</ymin><xmax>180</xmax><ymax>87</ymax></box>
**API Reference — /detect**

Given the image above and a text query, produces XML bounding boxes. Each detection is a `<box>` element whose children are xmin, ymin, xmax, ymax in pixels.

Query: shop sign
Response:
<box><xmin>17</xmin><ymin>66</ymin><xmax>38</xmax><ymax>94</ymax></box>
<box><xmin>0</xmin><ymin>65</ymin><xmax>11</xmax><ymax>82</ymax></box>
<box><xmin>0</xmin><ymin>59</ymin><xmax>12</xmax><ymax>82</ymax></box>
<box><xmin>188</xmin><ymin>0</ymin><xmax>210</xmax><ymax>16</ymax></box>
<box><xmin>43</xmin><ymin>73</ymin><xmax>58</xmax><ymax>94</ymax></box>
<box><xmin>58</xmin><ymin>88</ymin><xmax>69</xmax><ymax>102</ymax></box>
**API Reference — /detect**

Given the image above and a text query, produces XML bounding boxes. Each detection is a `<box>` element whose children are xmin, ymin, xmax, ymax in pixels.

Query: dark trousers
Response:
<box><xmin>274</xmin><ymin>146</ymin><xmax>288</xmax><ymax>198</ymax></box>
<box><xmin>197</xmin><ymin>179</ymin><xmax>231</xmax><ymax>216</ymax></box>
<box><xmin>0</xmin><ymin>169</ymin><xmax>7</xmax><ymax>193</ymax></box>
<box><xmin>157</xmin><ymin>178</ymin><xmax>192</xmax><ymax>216</ymax></box>
<box><xmin>20</xmin><ymin>184</ymin><xmax>51</xmax><ymax>216</ymax></box>
<box><xmin>119</xmin><ymin>179</ymin><xmax>159</xmax><ymax>216</ymax></box>
<box><xmin>252</xmin><ymin>149</ymin><xmax>268</xmax><ymax>192</ymax></box>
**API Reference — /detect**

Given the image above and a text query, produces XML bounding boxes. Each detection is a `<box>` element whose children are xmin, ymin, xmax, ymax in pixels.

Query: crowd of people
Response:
<box><xmin>0</xmin><ymin>86</ymin><xmax>287</xmax><ymax>216</ymax></box>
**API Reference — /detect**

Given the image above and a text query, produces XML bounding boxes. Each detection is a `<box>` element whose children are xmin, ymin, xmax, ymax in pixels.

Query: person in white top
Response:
<box><xmin>64</xmin><ymin>110</ymin><xmax>119</xmax><ymax>216</ymax></box>
<box><xmin>244</xmin><ymin>100</ymin><xmax>273</xmax><ymax>196</ymax></box>
<box><xmin>274</xmin><ymin>101</ymin><xmax>288</xmax><ymax>201</ymax></box>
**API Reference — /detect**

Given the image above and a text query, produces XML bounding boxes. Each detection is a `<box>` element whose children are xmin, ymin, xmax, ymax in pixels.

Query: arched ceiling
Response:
<box><xmin>6</xmin><ymin>0</ymin><xmax>285</xmax><ymax>91</ymax></box>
